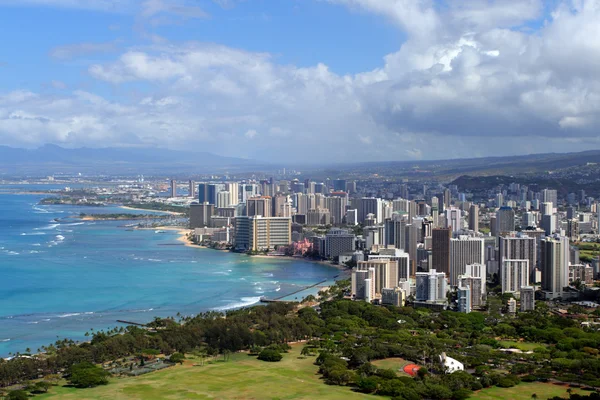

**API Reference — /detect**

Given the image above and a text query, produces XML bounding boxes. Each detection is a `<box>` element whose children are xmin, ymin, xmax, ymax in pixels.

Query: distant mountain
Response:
<box><xmin>0</xmin><ymin>144</ymin><xmax>260</xmax><ymax>175</ymax></box>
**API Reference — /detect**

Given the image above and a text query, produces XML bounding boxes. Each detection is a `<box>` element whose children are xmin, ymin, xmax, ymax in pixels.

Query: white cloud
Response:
<box><xmin>1</xmin><ymin>0</ymin><xmax>600</xmax><ymax>161</ymax></box>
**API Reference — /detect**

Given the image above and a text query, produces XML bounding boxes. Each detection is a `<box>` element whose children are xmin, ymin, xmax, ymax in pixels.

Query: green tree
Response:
<box><xmin>6</xmin><ymin>390</ymin><xmax>29</xmax><ymax>400</ymax></box>
<box><xmin>68</xmin><ymin>362</ymin><xmax>109</xmax><ymax>388</ymax></box>
<box><xmin>169</xmin><ymin>353</ymin><xmax>185</xmax><ymax>364</ymax></box>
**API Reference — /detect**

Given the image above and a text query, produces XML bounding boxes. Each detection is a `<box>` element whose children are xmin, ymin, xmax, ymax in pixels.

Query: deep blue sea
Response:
<box><xmin>0</xmin><ymin>185</ymin><xmax>340</xmax><ymax>356</ymax></box>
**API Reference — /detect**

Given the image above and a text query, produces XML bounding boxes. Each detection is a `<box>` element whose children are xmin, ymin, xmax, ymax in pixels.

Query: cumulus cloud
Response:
<box><xmin>1</xmin><ymin>0</ymin><xmax>600</xmax><ymax>161</ymax></box>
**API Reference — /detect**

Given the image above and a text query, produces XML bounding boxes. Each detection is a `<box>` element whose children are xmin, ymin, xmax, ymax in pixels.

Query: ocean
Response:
<box><xmin>0</xmin><ymin>185</ymin><xmax>340</xmax><ymax>356</ymax></box>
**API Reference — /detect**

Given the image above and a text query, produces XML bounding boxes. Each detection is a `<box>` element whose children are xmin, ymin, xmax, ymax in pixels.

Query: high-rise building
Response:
<box><xmin>468</xmin><ymin>204</ymin><xmax>479</xmax><ymax>232</ymax></box>
<box><xmin>358</xmin><ymin>197</ymin><xmax>383</xmax><ymax>224</ymax></box>
<box><xmin>307</xmin><ymin>208</ymin><xmax>331</xmax><ymax>226</ymax></box>
<box><xmin>352</xmin><ymin>268</ymin><xmax>375</xmax><ymax>301</ymax></box>
<box><xmin>333</xmin><ymin>179</ymin><xmax>347</xmax><ymax>192</ymax></box>
<box><xmin>449</xmin><ymin>236</ymin><xmax>485</xmax><ymax>286</ymax></box>
<box><xmin>190</xmin><ymin>203</ymin><xmax>215</xmax><ymax>228</ymax></box>
<box><xmin>357</xmin><ymin>259</ymin><xmax>394</xmax><ymax>295</ymax></box>
<box><xmin>520</xmin><ymin>286</ymin><xmax>535</xmax><ymax>311</ymax></box>
<box><xmin>415</xmin><ymin>269</ymin><xmax>447</xmax><ymax>302</ymax></box>
<box><xmin>170</xmin><ymin>179</ymin><xmax>177</xmax><ymax>198</ymax></box>
<box><xmin>496</xmin><ymin>207</ymin><xmax>515</xmax><ymax>233</ymax></box>
<box><xmin>507</xmin><ymin>298</ymin><xmax>517</xmax><ymax>314</ymax></box>
<box><xmin>188</xmin><ymin>180</ymin><xmax>195</xmax><ymax>198</ymax></box>
<box><xmin>225</xmin><ymin>182</ymin><xmax>239</xmax><ymax>206</ymax></box>
<box><xmin>346</xmin><ymin>209</ymin><xmax>358</xmax><ymax>225</ymax></box>
<box><xmin>326</xmin><ymin>194</ymin><xmax>348</xmax><ymax>225</ymax></box>
<box><xmin>567</xmin><ymin>218</ymin><xmax>580</xmax><ymax>241</ymax></box>
<box><xmin>233</xmin><ymin>216</ymin><xmax>292</xmax><ymax>252</ymax></box>
<box><xmin>325</xmin><ymin>228</ymin><xmax>356</xmax><ymax>259</ymax></box>
<box><xmin>542</xmin><ymin>189</ymin><xmax>558</xmax><ymax>211</ymax></box>
<box><xmin>384</xmin><ymin>214</ymin><xmax>406</xmax><ymax>250</ymax></box>
<box><xmin>216</xmin><ymin>191</ymin><xmax>230</xmax><ymax>209</ymax></box>
<box><xmin>457</xmin><ymin>286</ymin><xmax>471</xmax><ymax>313</ymax></box>
<box><xmin>405</xmin><ymin>221</ymin><xmax>421</xmax><ymax>277</ymax></box>
<box><xmin>381</xmin><ymin>287</ymin><xmax>406</xmax><ymax>307</ymax></box>
<box><xmin>540</xmin><ymin>235</ymin><xmax>570</xmax><ymax>299</ymax></box>
<box><xmin>523</xmin><ymin>211</ymin><xmax>536</xmax><ymax>227</ymax></box>
<box><xmin>432</xmin><ymin>228</ymin><xmax>451</xmax><ymax>276</ymax></box>
<box><xmin>501</xmin><ymin>259</ymin><xmax>530</xmax><ymax>295</ymax></box>
<box><xmin>445</xmin><ymin>207</ymin><xmax>462</xmax><ymax>232</ymax></box>
<box><xmin>247</xmin><ymin>196</ymin><xmax>272</xmax><ymax>217</ymax></box>
<box><xmin>198</xmin><ymin>183</ymin><xmax>209</xmax><ymax>203</ymax></box>
<box><xmin>443</xmin><ymin>188</ymin><xmax>451</xmax><ymax>209</ymax></box>
<box><xmin>368</xmin><ymin>250</ymin><xmax>410</xmax><ymax>282</ymax></box>
<box><xmin>541</xmin><ymin>214</ymin><xmax>556</xmax><ymax>236</ymax></box>
<box><xmin>499</xmin><ymin>234</ymin><xmax>536</xmax><ymax>282</ymax></box>
<box><xmin>569</xmin><ymin>264</ymin><xmax>594</xmax><ymax>285</ymax></box>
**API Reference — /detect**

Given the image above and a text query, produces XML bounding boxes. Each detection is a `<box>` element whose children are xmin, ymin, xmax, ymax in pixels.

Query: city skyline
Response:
<box><xmin>1</xmin><ymin>0</ymin><xmax>600</xmax><ymax>162</ymax></box>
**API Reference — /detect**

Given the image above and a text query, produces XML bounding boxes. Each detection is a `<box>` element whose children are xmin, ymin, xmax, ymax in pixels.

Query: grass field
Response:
<box><xmin>371</xmin><ymin>358</ymin><xmax>412</xmax><ymax>376</ymax></box>
<box><xmin>472</xmin><ymin>382</ymin><xmax>583</xmax><ymax>400</ymax></box>
<box><xmin>498</xmin><ymin>341</ymin><xmax>545</xmax><ymax>352</ymax></box>
<box><xmin>37</xmin><ymin>345</ymin><xmax>378</xmax><ymax>400</ymax></box>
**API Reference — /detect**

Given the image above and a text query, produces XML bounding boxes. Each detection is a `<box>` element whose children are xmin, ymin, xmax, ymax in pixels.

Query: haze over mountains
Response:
<box><xmin>0</xmin><ymin>144</ymin><xmax>599</xmax><ymax>177</ymax></box>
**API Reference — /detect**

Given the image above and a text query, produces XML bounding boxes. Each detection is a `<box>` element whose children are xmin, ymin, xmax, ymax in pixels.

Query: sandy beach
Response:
<box><xmin>120</xmin><ymin>205</ymin><xmax>185</xmax><ymax>216</ymax></box>
<box><xmin>138</xmin><ymin>226</ymin><xmax>207</xmax><ymax>249</ymax></box>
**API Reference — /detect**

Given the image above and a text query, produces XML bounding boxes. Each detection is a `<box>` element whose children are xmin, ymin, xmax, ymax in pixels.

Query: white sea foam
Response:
<box><xmin>7</xmin><ymin>251</ymin><xmax>19</xmax><ymax>255</ymax></box>
<box><xmin>21</xmin><ymin>232</ymin><xmax>46</xmax><ymax>236</ymax></box>
<box><xmin>57</xmin><ymin>313</ymin><xmax>81</xmax><ymax>318</ymax></box>
<box><xmin>32</xmin><ymin>243</ymin><xmax>41</xmax><ymax>246</ymax></box>
<box><xmin>34</xmin><ymin>224</ymin><xmax>59</xmax><ymax>231</ymax></box>
<box><xmin>212</xmin><ymin>297</ymin><xmax>261</xmax><ymax>311</ymax></box>
<box><xmin>32</xmin><ymin>207</ymin><xmax>49</xmax><ymax>214</ymax></box>
<box><xmin>55</xmin><ymin>235</ymin><xmax>65</xmax><ymax>241</ymax></box>
<box><xmin>147</xmin><ymin>258</ymin><xmax>162</xmax><ymax>262</ymax></box>
<box><xmin>275</xmin><ymin>287</ymin><xmax>281</xmax><ymax>292</ymax></box>
<box><xmin>64</xmin><ymin>222</ymin><xmax>84</xmax><ymax>226</ymax></box>
<box><xmin>0</xmin><ymin>339</ymin><xmax>10</xmax><ymax>342</ymax></box>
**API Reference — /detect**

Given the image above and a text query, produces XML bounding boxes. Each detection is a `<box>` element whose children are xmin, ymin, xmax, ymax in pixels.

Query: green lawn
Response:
<box><xmin>37</xmin><ymin>345</ymin><xmax>377</xmax><ymax>400</ymax></box>
<box><xmin>473</xmin><ymin>382</ymin><xmax>583</xmax><ymax>400</ymax></box>
<box><xmin>371</xmin><ymin>358</ymin><xmax>412</xmax><ymax>376</ymax></box>
<box><xmin>498</xmin><ymin>341</ymin><xmax>545</xmax><ymax>352</ymax></box>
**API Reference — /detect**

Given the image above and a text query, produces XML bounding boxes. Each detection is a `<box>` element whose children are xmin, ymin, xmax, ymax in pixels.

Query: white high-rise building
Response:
<box><xmin>368</xmin><ymin>250</ymin><xmax>410</xmax><ymax>282</ymax></box>
<box><xmin>458</xmin><ymin>264</ymin><xmax>486</xmax><ymax>309</ymax></box>
<box><xmin>216</xmin><ymin>191</ymin><xmax>231</xmax><ymax>208</ymax></box>
<box><xmin>501</xmin><ymin>259</ymin><xmax>530</xmax><ymax>296</ymax></box>
<box><xmin>445</xmin><ymin>207</ymin><xmax>462</xmax><ymax>233</ymax></box>
<box><xmin>352</xmin><ymin>268</ymin><xmax>375</xmax><ymax>301</ymax></box>
<box><xmin>225</xmin><ymin>182</ymin><xmax>239</xmax><ymax>206</ymax></box>
<box><xmin>457</xmin><ymin>286</ymin><xmax>471</xmax><ymax>313</ymax></box>
<box><xmin>416</xmin><ymin>269</ymin><xmax>447</xmax><ymax>302</ymax></box>
<box><xmin>449</xmin><ymin>236</ymin><xmax>484</xmax><ymax>286</ymax></box>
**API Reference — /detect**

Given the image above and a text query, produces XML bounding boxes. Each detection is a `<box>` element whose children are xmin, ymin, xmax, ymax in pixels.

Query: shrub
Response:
<box><xmin>257</xmin><ymin>349</ymin><xmax>282</xmax><ymax>362</ymax></box>
<box><xmin>68</xmin><ymin>362</ymin><xmax>109</xmax><ymax>388</ymax></box>
<box><xmin>169</xmin><ymin>353</ymin><xmax>185</xmax><ymax>364</ymax></box>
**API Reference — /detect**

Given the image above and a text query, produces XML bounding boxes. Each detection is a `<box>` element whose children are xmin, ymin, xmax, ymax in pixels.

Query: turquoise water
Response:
<box><xmin>0</xmin><ymin>186</ymin><xmax>340</xmax><ymax>356</ymax></box>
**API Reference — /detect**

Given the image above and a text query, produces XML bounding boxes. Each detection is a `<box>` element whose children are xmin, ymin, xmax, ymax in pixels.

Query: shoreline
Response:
<box><xmin>119</xmin><ymin>205</ymin><xmax>185</xmax><ymax>216</ymax></box>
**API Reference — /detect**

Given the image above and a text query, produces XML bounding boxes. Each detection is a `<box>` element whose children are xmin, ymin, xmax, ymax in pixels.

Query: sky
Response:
<box><xmin>0</xmin><ymin>0</ymin><xmax>599</xmax><ymax>163</ymax></box>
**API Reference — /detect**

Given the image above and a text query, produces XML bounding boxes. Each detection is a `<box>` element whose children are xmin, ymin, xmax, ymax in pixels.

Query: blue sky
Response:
<box><xmin>0</xmin><ymin>0</ymin><xmax>598</xmax><ymax>162</ymax></box>
<box><xmin>0</xmin><ymin>1</ymin><xmax>400</xmax><ymax>92</ymax></box>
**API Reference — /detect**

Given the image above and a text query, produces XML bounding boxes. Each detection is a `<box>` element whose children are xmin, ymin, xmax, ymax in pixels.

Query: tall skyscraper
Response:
<box><xmin>225</xmin><ymin>182</ymin><xmax>239</xmax><ymax>206</ymax></box>
<box><xmin>416</xmin><ymin>269</ymin><xmax>447</xmax><ymax>302</ymax></box>
<box><xmin>445</xmin><ymin>207</ymin><xmax>462</xmax><ymax>232</ymax></box>
<box><xmin>384</xmin><ymin>214</ymin><xmax>407</xmax><ymax>250</ymax></box>
<box><xmin>432</xmin><ymin>228</ymin><xmax>451</xmax><ymax>276</ymax></box>
<box><xmin>540</xmin><ymin>235</ymin><xmax>570</xmax><ymax>299</ymax></box>
<box><xmin>520</xmin><ymin>286</ymin><xmax>535</xmax><ymax>311</ymax></box>
<box><xmin>216</xmin><ymin>191</ymin><xmax>231</xmax><ymax>209</ymax></box>
<box><xmin>496</xmin><ymin>207</ymin><xmax>515</xmax><ymax>233</ymax></box>
<box><xmin>499</xmin><ymin>234</ymin><xmax>536</xmax><ymax>283</ymax></box>
<box><xmin>449</xmin><ymin>236</ymin><xmax>485</xmax><ymax>286</ymax></box>
<box><xmin>188</xmin><ymin>180</ymin><xmax>195</xmax><ymax>198</ymax></box>
<box><xmin>542</xmin><ymin>189</ymin><xmax>558</xmax><ymax>211</ymax></box>
<box><xmin>352</xmin><ymin>268</ymin><xmax>375</xmax><ymax>301</ymax></box>
<box><xmin>443</xmin><ymin>188</ymin><xmax>451</xmax><ymax>210</ymax></box>
<box><xmin>333</xmin><ymin>179</ymin><xmax>347</xmax><ymax>192</ymax></box>
<box><xmin>198</xmin><ymin>183</ymin><xmax>209</xmax><ymax>203</ymax></box>
<box><xmin>358</xmin><ymin>197</ymin><xmax>383</xmax><ymax>224</ymax></box>
<box><xmin>170</xmin><ymin>179</ymin><xmax>177</xmax><ymax>198</ymax></box>
<box><xmin>501</xmin><ymin>259</ymin><xmax>530</xmax><ymax>295</ymax></box>
<box><xmin>190</xmin><ymin>203</ymin><xmax>215</xmax><ymax>228</ymax></box>
<box><xmin>468</xmin><ymin>204</ymin><xmax>479</xmax><ymax>232</ymax></box>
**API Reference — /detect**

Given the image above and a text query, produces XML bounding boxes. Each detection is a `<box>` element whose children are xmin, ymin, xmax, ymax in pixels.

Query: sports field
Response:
<box><xmin>37</xmin><ymin>345</ymin><xmax>377</xmax><ymax>400</ymax></box>
<box><xmin>473</xmin><ymin>381</ymin><xmax>583</xmax><ymax>400</ymax></box>
<box><xmin>34</xmin><ymin>346</ymin><xmax>589</xmax><ymax>400</ymax></box>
